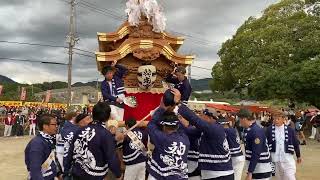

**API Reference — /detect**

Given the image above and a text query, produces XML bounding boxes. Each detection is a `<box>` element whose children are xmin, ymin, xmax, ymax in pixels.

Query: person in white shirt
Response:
<box><xmin>28</xmin><ymin>112</ymin><xmax>37</xmax><ymax>136</ymax></box>
<box><xmin>266</xmin><ymin>112</ymin><xmax>302</xmax><ymax>180</ymax></box>
<box><xmin>309</xmin><ymin>112</ymin><xmax>320</xmax><ymax>139</ymax></box>
<box><xmin>4</xmin><ymin>113</ymin><xmax>14</xmax><ymax>137</ymax></box>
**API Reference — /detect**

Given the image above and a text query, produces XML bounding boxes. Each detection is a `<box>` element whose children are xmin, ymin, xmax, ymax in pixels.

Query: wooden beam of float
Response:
<box><xmin>95</xmin><ymin>39</ymin><xmax>194</xmax><ymax>71</ymax></box>
<box><xmin>97</xmin><ymin>22</ymin><xmax>185</xmax><ymax>46</ymax></box>
<box><xmin>109</xmin><ymin>120</ymin><xmax>149</xmax><ymax>128</ymax></box>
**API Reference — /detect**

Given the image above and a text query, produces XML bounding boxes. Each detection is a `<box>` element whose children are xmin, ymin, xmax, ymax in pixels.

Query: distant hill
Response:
<box><xmin>32</xmin><ymin>81</ymin><xmax>68</xmax><ymax>91</ymax></box>
<box><xmin>191</xmin><ymin>78</ymin><xmax>211</xmax><ymax>91</ymax></box>
<box><xmin>0</xmin><ymin>74</ymin><xmax>211</xmax><ymax>92</ymax></box>
<box><xmin>0</xmin><ymin>75</ymin><xmax>16</xmax><ymax>84</ymax></box>
<box><xmin>72</xmin><ymin>81</ymin><xmax>100</xmax><ymax>88</ymax></box>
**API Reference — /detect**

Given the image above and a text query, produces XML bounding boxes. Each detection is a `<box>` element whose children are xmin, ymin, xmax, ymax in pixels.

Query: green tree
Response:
<box><xmin>0</xmin><ymin>83</ymin><xmax>20</xmax><ymax>101</ymax></box>
<box><xmin>210</xmin><ymin>62</ymin><xmax>236</xmax><ymax>92</ymax></box>
<box><xmin>33</xmin><ymin>81</ymin><xmax>67</xmax><ymax>91</ymax></box>
<box><xmin>0</xmin><ymin>83</ymin><xmax>44</xmax><ymax>101</ymax></box>
<box><xmin>214</xmin><ymin>0</ymin><xmax>320</xmax><ymax>108</ymax></box>
<box><xmin>250</xmin><ymin>57</ymin><xmax>320</xmax><ymax>107</ymax></box>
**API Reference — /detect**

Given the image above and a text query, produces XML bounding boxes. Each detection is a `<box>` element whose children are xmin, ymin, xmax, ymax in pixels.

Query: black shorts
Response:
<box><xmin>204</xmin><ymin>173</ymin><xmax>234</xmax><ymax>180</ymax></box>
<box><xmin>188</xmin><ymin>166</ymin><xmax>201</xmax><ymax>177</ymax></box>
<box><xmin>252</xmin><ymin>172</ymin><xmax>272</xmax><ymax>179</ymax></box>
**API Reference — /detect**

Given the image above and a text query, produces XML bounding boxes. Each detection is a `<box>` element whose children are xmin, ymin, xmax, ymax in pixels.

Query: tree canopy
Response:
<box><xmin>211</xmin><ymin>0</ymin><xmax>320</xmax><ymax>108</ymax></box>
<box><xmin>0</xmin><ymin>81</ymin><xmax>68</xmax><ymax>102</ymax></box>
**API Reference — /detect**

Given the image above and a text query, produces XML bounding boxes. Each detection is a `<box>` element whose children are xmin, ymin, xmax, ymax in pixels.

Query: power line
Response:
<box><xmin>74</xmin><ymin>52</ymin><xmax>213</xmax><ymax>72</ymax></box>
<box><xmin>73</xmin><ymin>51</ymin><xmax>213</xmax><ymax>72</ymax></box>
<box><xmin>73</xmin><ymin>47</ymin><xmax>94</xmax><ymax>54</ymax></box>
<box><xmin>77</xmin><ymin>0</ymin><xmax>126</xmax><ymax>21</ymax></box>
<box><xmin>196</xmin><ymin>59</ymin><xmax>214</xmax><ymax>62</ymax></box>
<box><xmin>191</xmin><ymin>74</ymin><xmax>211</xmax><ymax>79</ymax></box>
<box><xmin>0</xmin><ymin>57</ymin><xmax>68</xmax><ymax>65</ymax></box>
<box><xmin>0</xmin><ymin>40</ymin><xmax>94</xmax><ymax>54</ymax></box>
<box><xmin>0</xmin><ymin>40</ymin><xmax>95</xmax><ymax>59</ymax></box>
<box><xmin>57</xmin><ymin>0</ymin><xmax>70</xmax><ymax>4</ymax></box>
<box><xmin>119</xmin><ymin>4</ymin><xmax>217</xmax><ymax>46</ymax></box>
<box><xmin>57</xmin><ymin>0</ymin><xmax>220</xmax><ymax>48</ymax></box>
<box><xmin>0</xmin><ymin>41</ymin><xmax>213</xmax><ymax>71</ymax></box>
<box><xmin>0</xmin><ymin>40</ymin><xmax>66</xmax><ymax>48</ymax></box>
<box><xmin>191</xmin><ymin>65</ymin><xmax>212</xmax><ymax>71</ymax></box>
<box><xmin>5</xmin><ymin>1</ymin><xmax>217</xmax><ymax>69</ymax></box>
<box><xmin>191</xmin><ymin>74</ymin><xmax>211</xmax><ymax>78</ymax></box>
<box><xmin>74</xmin><ymin>52</ymin><xmax>95</xmax><ymax>58</ymax></box>
<box><xmin>79</xmin><ymin>0</ymin><xmax>125</xmax><ymax>18</ymax></box>
<box><xmin>157</xmin><ymin>0</ymin><xmax>168</xmax><ymax>10</ymax></box>
<box><xmin>107</xmin><ymin>1</ymin><xmax>218</xmax><ymax>46</ymax></box>
<box><xmin>77</xmin><ymin>4</ymin><xmax>124</xmax><ymax>21</ymax></box>
<box><xmin>169</xmin><ymin>30</ymin><xmax>219</xmax><ymax>46</ymax></box>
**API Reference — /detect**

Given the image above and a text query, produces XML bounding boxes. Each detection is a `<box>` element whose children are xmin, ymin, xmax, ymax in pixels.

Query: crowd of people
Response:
<box><xmin>23</xmin><ymin>89</ymin><xmax>307</xmax><ymax>180</ymax></box>
<box><xmin>21</xmin><ymin>63</ymin><xmax>317</xmax><ymax>180</ymax></box>
<box><xmin>256</xmin><ymin>108</ymin><xmax>320</xmax><ymax>145</ymax></box>
<box><xmin>0</xmin><ymin>104</ymin><xmax>97</xmax><ymax>138</ymax></box>
<box><xmin>1</xmin><ymin>105</ymin><xmax>66</xmax><ymax>137</ymax></box>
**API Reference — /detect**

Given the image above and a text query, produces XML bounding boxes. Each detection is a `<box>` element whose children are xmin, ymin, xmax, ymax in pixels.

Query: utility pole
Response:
<box><xmin>67</xmin><ymin>0</ymin><xmax>78</xmax><ymax>108</ymax></box>
<box><xmin>17</xmin><ymin>86</ymin><xmax>21</xmax><ymax>100</ymax></box>
<box><xmin>188</xmin><ymin>65</ymin><xmax>192</xmax><ymax>85</ymax></box>
<box><xmin>96</xmin><ymin>78</ymin><xmax>99</xmax><ymax>90</ymax></box>
<box><xmin>31</xmin><ymin>84</ymin><xmax>34</xmax><ymax>96</ymax></box>
<box><xmin>96</xmin><ymin>78</ymin><xmax>99</xmax><ymax>103</ymax></box>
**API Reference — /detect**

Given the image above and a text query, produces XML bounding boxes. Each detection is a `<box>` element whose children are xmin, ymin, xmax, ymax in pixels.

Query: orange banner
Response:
<box><xmin>0</xmin><ymin>85</ymin><xmax>3</xmax><ymax>96</ymax></box>
<box><xmin>20</xmin><ymin>87</ymin><xmax>27</xmax><ymax>101</ymax></box>
<box><xmin>45</xmin><ymin>90</ymin><xmax>51</xmax><ymax>103</ymax></box>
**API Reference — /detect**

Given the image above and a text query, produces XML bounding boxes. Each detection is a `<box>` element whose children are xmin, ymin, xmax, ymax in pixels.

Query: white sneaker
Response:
<box><xmin>309</xmin><ymin>136</ymin><xmax>315</xmax><ymax>139</ymax></box>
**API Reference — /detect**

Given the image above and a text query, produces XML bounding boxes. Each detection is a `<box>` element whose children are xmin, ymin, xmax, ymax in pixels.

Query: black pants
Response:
<box><xmin>71</xmin><ymin>175</ymin><xmax>104</xmax><ymax>180</ymax></box>
<box><xmin>63</xmin><ymin>175</ymin><xmax>73</xmax><ymax>180</ymax></box>
<box><xmin>252</xmin><ymin>172</ymin><xmax>272</xmax><ymax>179</ymax></box>
<box><xmin>204</xmin><ymin>173</ymin><xmax>234</xmax><ymax>180</ymax></box>
<box><xmin>188</xmin><ymin>166</ymin><xmax>201</xmax><ymax>177</ymax></box>
<box><xmin>16</xmin><ymin>125</ymin><xmax>24</xmax><ymax>136</ymax></box>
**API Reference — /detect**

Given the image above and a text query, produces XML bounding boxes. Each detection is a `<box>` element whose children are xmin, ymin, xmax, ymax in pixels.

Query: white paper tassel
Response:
<box><xmin>126</xmin><ymin>0</ymin><xmax>166</xmax><ymax>32</ymax></box>
<box><xmin>125</xmin><ymin>0</ymin><xmax>141</xmax><ymax>26</ymax></box>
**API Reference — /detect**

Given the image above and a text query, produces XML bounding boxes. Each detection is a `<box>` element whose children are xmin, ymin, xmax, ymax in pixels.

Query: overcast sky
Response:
<box><xmin>0</xmin><ymin>0</ymin><xmax>279</xmax><ymax>84</ymax></box>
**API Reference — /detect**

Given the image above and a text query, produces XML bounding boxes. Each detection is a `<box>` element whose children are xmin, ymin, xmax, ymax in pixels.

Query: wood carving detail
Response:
<box><xmin>129</xmin><ymin>21</ymin><xmax>163</xmax><ymax>39</ymax></box>
<box><xmin>133</xmin><ymin>48</ymin><xmax>160</xmax><ymax>61</ymax></box>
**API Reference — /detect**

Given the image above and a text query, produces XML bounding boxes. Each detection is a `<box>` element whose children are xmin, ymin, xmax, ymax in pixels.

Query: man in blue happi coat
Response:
<box><xmin>25</xmin><ymin>114</ymin><xmax>61</xmax><ymax>180</ymax></box>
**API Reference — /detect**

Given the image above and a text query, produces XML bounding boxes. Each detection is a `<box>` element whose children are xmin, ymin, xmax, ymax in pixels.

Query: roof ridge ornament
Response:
<box><xmin>125</xmin><ymin>0</ymin><xmax>166</xmax><ymax>33</ymax></box>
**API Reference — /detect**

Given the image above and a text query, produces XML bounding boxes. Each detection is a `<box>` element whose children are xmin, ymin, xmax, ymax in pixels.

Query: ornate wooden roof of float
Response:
<box><xmin>95</xmin><ymin>18</ymin><xmax>195</xmax><ymax>71</ymax></box>
<box><xmin>97</xmin><ymin>22</ymin><xmax>185</xmax><ymax>47</ymax></box>
<box><xmin>95</xmin><ymin>39</ymin><xmax>194</xmax><ymax>71</ymax></box>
